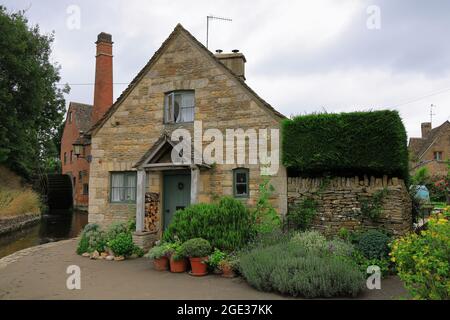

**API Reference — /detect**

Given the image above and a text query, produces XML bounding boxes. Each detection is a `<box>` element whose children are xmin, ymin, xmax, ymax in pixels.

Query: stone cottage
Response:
<box><xmin>409</xmin><ymin>120</ymin><xmax>450</xmax><ymax>176</ymax></box>
<box><xmin>86</xmin><ymin>24</ymin><xmax>287</xmax><ymax>245</ymax></box>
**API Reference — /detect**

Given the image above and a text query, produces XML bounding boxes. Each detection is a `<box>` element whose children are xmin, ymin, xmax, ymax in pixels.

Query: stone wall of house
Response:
<box><xmin>88</xmin><ymin>29</ymin><xmax>286</xmax><ymax>228</ymax></box>
<box><xmin>287</xmin><ymin>176</ymin><xmax>412</xmax><ymax>236</ymax></box>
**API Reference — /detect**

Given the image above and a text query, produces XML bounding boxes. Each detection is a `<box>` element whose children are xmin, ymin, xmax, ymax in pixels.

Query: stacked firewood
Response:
<box><xmin>144</xmin><ymin>192</ymin><xmax>160</xmax><ymax>232</ymax></box>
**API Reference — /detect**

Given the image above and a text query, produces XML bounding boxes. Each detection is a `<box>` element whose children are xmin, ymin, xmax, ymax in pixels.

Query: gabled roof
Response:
<box><xmin>69</xmin><ymin>102</ymin><xmax>93</xmax><ymax>132</ymax></box>
<box><xmin>88</xmin><ymin>23</ymin><xmax>285</xmax><ymax>136</ymax></box>
<box><xmin>409</xmin><ymin>120</ymin><xmax>450</xmax><ymax>160</ymax></box>
<box><xmin>134</xmin><ymin>131</ymin><xmax>208</xmax><ymax>170</ymax></box>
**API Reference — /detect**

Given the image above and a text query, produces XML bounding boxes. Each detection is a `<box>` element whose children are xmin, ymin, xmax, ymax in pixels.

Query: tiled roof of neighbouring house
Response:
<box><xmin>70</xmin><ymin>102</ymin><xmax>93</xmax><ymax>133</ymax></box>
<box><xmin>87</xmin><ymin>23</ymin><xmax>285</xmax><ymax>136</ymax></box>
<box><xmin>409</xmin><ymin>120</ymin><xmax>450</xmax><ymax>160</ymax></box>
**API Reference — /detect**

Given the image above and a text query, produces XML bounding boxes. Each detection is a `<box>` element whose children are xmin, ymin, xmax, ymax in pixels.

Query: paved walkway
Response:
<box><xmin>0</xmin><ymin>239</ymin><xmax>407</xmax><ymax>300</ymax></box>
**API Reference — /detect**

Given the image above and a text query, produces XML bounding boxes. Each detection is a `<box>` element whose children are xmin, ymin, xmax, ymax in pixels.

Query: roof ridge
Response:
<box><xmin>87</xmin><ymin>23</ymin><xmax>285</xmax><ymax>136</ymax></box>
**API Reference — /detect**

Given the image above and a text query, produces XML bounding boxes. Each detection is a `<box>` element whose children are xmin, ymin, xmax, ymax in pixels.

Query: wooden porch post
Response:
<box><xmin>136</xmin><ymin>169</ymin><xmax>146</xmax><ymax>232</ymax></box>
<box><xmin>190</xmin><ymin>165</ymin><xmax>199</xmax><ymax>204</ymax></box>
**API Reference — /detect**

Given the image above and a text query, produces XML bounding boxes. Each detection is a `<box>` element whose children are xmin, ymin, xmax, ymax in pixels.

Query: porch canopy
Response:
<box><xmin>132</xmin><ymin>133</ymin><xmax>210</xmax><ymax>232</ymax></box>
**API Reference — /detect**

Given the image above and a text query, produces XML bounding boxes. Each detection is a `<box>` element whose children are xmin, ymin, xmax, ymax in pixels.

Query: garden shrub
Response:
<box><xmin>282</xmin><ymin>110</ymin><xmax>409</xmax><ymax>181</ymax></box>
<box><xmin>286</xmin><ymin>198</ymin><xmax>317</xmax><ymax>231</ymax></box>
<box><xmin>106</xmin><ymin>221</ymin><xmax>129</xmax><ymax>241</ymax></box>
<box><xmin>163</xmin><ymin>197</ymin><xmax>255</xmax><ymax>251</ymax></box>
<box><xmin>107</xmin><ymin>232</ymin><xmax>135</xmax><ymax>257</ymax></box>
<box><xmin>180</xmin><ymin>238</ymin><xmax>212</xmax><ymax>257</ymax></box>
<box><xmin>390</xmin><ymin>214</ymin><xmax>450</xmax><ymax>300</ymax></box>
<box><xmin>239</xmin><ymin>241</ymin><xmax>364</xmax><ymax>298</ymax></box>
<box><xmin>356</xmin><ymin>229</ymin><xmax>390</xmax><ymax>259</ymax></box>
<box><xmin>290</xmin><ymin>231</ymin><xmax>354</xmax><ymax>257</ymax></box>
<box><xmin>145</xmin><ymin>243</ymin><xmax>172</xmax><ymax>259</ymax></box>
<box><xmin>253</xmin><ymin>178</ymin><xmax>281</xmax><ymax>234</ymax></box>
<box><xmin>76</xmin><ymin>223</ymin><xmax>107</xmax><ymax>254</ymax></box>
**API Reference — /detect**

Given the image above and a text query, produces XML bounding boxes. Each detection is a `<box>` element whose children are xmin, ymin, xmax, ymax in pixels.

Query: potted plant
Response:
<box><xmin>144</xmin><ymin>243</ymin><xmax>171</xmax><ymax>271</ymax></box>
<box><xmin>180</xmin><ymin>238</ymin><xmax>212</xmax><ymax>276</ymax></box>
<box><xmin>207</xmin><ymin>248</ymin><xmax>226</xmax><ymax>274</ymax></box>
<box><xmin>218</xmin><ymin>254</ymin><xmax>238</xmax><ymax>278</ymax></box>
<box><xmin>167</xmin><ymin>242</ymin><xmax>187</xmax><ymax>273</ymax></box>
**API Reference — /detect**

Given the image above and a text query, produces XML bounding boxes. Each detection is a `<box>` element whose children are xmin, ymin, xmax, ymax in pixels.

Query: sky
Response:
<box><xmin>2</xmin><ymin>0</ymin><xmax>450</xmax><ymax>138</ymax></box>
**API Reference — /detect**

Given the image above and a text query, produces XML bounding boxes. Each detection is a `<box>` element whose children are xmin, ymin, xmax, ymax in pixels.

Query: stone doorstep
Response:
<box><xmin>132</xmin><ymin>231</ymin><xmax>159</xmax><ymax>251</ymax></box>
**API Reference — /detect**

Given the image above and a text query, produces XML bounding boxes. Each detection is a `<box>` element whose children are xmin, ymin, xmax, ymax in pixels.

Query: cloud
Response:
<box><xmin>2</xmin><ymin>0</ymin><xmax>450</xmax><ymax>138</ymax></box>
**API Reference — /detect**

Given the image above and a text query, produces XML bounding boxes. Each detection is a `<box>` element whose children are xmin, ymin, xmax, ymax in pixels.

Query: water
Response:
<box><xmin>0</xmin><ymin>210</ymin><xmax>88</xmax><ymax>259</ymax></box>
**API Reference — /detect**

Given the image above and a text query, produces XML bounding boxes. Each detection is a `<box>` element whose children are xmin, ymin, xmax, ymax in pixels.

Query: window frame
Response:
<box><xmin>68</xmin><ymin>111</ymin><xmax>72</xmax><ymax>123</ymax></box>
<box><xmin>233</xmin><ymin>168</ymin><xmax>249</xmax><ymax>198</ymax></box>
<box><xmin>109</xmin><ymin>171</ymin><xmax>137</xmax><ymax>204</ymax></box>
<box><xmin>433</xmin><ymin>151</ymin><xmax>443</xmax><ymax>161</ymax></box>
<box><xmin>164</xmin><ymin>90</ymin><xmax>195</xmax><ymax>124</ymax></box>
<box><xmin>82</xmin><ymin>183</ymin><xmax>89</xmax><ymax>195</ymax></box>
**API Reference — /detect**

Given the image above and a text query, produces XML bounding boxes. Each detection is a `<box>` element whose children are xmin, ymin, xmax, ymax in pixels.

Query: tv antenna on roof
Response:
<box><xmin>206</xmin><ymin>15</ymin><xmax>232</xmax><ymax>49</ymax></box>
<box><xmin>430</xmin><ymin>104</ymin><xmax>436</xmax><ymax>125</ymax></box>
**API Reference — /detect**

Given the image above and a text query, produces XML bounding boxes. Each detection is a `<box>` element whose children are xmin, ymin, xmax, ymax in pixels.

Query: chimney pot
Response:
<box><xmin>216</xmin><ymin>49</ymin><xmax>223</xmax><ymax>53</ymax></box>
<box><xmin>232</xmin><ymin>49</ymin><xmax>239</xmax><ymax>53</ymax></box>
<box><xmin>96</xmin><ymin>32</ymin><xmax>112</xmax><ymax>44</ymax></box>
<box><xmin>421</xmin><ymin>122</ymin><xmax>432</xmax><ymax>138</ymax></box>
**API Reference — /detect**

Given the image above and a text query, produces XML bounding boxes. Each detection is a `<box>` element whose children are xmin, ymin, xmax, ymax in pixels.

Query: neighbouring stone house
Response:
<box><xmin>86</xmin><ymin>24</ymin><xmax>288</xmax><ymax>245</ymax></box>
<box><xmin>408</xmin><ymin>120</ymin><xmax>450</xmax><ymax>176</ymax></box>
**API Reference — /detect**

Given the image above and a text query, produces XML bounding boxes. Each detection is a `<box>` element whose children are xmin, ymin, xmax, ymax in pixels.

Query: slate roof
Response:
<box><xmin>408</xmin><ymin>120</ymin><xmax>450</xmax><ymax>160</ymax></box>
<box><xmin>88</xmin><ymin>23</ymin><xmax>285</xmax><ymax>136</ymax></box>
<box><xmin>70</xmin><ymin>102</ymin><xmax>93</xmax><ymax>133</ymax></box>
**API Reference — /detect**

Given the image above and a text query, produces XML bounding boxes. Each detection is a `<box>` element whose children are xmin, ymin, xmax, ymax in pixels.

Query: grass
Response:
<box><xmin>0</xmin><ymin>166</ymin><xmax>41</xmax><ymax>218</ymax></box>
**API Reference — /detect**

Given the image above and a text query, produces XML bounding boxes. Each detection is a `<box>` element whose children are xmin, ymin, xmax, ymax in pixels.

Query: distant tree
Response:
<box><xmin>0</xmin><ymin>6</ymin><xmax>69</xmax><ymax>178</ymax></box>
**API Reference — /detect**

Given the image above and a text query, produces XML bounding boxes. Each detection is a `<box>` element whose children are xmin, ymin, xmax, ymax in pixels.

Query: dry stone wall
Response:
<box><xmin>287</xmin><ymin>175</ymin><xmax>412</xmax><ymax>236</ymax></box>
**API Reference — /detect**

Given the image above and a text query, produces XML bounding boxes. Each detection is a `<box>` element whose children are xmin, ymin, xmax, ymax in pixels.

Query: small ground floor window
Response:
<box><xmin>110</xmin><ymin>172</ymin><xmax>137</xmax><ymax>203</ymax></box>
<box><xmin>233</xmin><ymin>168</ymin><xmax>249</xmax><ymax>198</ymax></box>
<box><xmin>82</xmin><ymin>183</ymin><xmax>89</xmax><ymax>195</ymax></box>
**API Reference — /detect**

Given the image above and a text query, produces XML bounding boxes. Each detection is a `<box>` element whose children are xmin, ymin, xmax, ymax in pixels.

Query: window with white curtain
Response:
<box><xmin>164</xmin><ymin>91</ymin><xmax>195</xmax><ymax>123</ymax></box>
<box><xmin>110</xmin><ymin>172</ymin><xmax>137</xmax><ymax>203</ymax></box>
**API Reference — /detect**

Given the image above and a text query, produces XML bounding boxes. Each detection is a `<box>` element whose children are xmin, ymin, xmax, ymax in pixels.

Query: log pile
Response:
<box><xmin>145</xmin><ymin>192</ymin><xmax>160</xmax><ymax>232</ymax></box>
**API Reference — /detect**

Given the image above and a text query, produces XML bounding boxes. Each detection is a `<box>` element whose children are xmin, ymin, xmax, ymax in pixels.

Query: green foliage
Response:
<box><xmin>208</xmin><ymin>248</ymin><xmax>227</xmax><ymax>269</ymax></box>
<box><xmin>427</xmin><ymin>175</ymin><xmax>449</xmax><ymax>202</ymax></box>
<box><xmin>411</xmin><ymin>167</ymin><xmax>430</xmax><ymax>186</ymax></box>
<box><xmin>0</xmin><ymin>6</ymin><xmax>69</xmax><ymax>178</ymax></box>
<box><xmin>145</xmin><ymin>243</ymin><xmax>172</xmax><ymax>259</ymax></box>
<box><xmin>351</xmin><ymin>250</ymin><xmax>391</xmax><ymax>277</ymax></box>
<box><xmin>282</xmin><ymin>111</ymin><xmax>409</xmax><ymax>181</ymax></box>
<box><xmin>163</xmin><ymin>197</ymin><xmax>255</xmax><ymax>251</ymax></box>
<box><xmin>253</xmin><ymin>178</ymin><xmax>281</xmax><ymax>234</ymax></box>
<box><xmin>166</xmin><ymin>241</ymin><xmax>185</xmax><ymax>261</ymax></box>
<box><xmin>290</xmin><ymin>231</ymin><xmax>354</xmax><ymax>257</ymax></box>
<box><xmin>180</xmin><ymin>238</ymin><xmax>212</xmax><ymax>258</ymax></box>
<box><xmin>338</xmin><ymin>227</ymin><xmax>350</xmax><ymax>241</ymax></box>
<box><xmin>107</xmin><ymin>232</ymin><xmax>135</xmax><ymax>257</ymax></box>
<box><xmin>390</xmin><ymin>214</ymin><xmax>450</xmax><ymax>300</ymax></box>
<box><xmin>287</xmin><ymin>198</ymin><xmax>317</xmax><ymax>231</ymax></box>
<box><xmin>356</xmin><ymin>229</ymin><xmax>391</xmax><ymax>259</ymax></box>
<box><xmin>76</xmin><ymin>223</ymin><xmax>107</xmax><ymax>254</ymax></box>
<box><xmin>359</xmin><ymin>188</ymin><xmax>389</xmax><ymax>220</ymax></box>
<box><xmin>106</xmin><ymin>221</ymin><xmax>129</xmax><ymax>241</ymax></box>
<box><xmin>132</xmin><ymin>245</ymin><xmax>145</xmax><ymax>258</ymax></box>
<box><xmin>239</xmin><ymin>240</ymin><xmax>364</xmax><ymax>298</ymax></box>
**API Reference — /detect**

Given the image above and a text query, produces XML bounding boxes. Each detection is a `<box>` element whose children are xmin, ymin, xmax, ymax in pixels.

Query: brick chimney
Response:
<box><xmin>92</xmin><ymin>32</ymin><xmax>113</xmax><ymax>124</ymax></box>
<box><xmin>214</xmin><ymin>49</ymin><xmax>246</xmax><ymax>80</ymax></box>
<box><xmin>421</xmin><ymin>122</ymin><xmax>432</xmax><ymax>138</ymax></box>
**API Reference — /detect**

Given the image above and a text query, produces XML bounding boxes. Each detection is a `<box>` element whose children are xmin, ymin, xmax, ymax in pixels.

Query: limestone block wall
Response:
<box><xmin>287</xmin><ymin>176</ymin><xmax>412</xmax><ymax>236</ymax></box>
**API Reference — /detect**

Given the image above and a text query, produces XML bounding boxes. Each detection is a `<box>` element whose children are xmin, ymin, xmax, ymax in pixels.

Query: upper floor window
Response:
<box><xmin>434</xmin><ymin>151</ymin><xmax>443</xmax><ymax>161</ymax></box>
<box><xmin>68</xmin><ymin>111</ymin><xmax>72</xmax><ymax>123</ymax></box>
<box><xmin>164</xmin><ymin>91</ymin><xmax>195</xmax><ymax>124</ymax></box>
<box><xmin>233</xmin><ymin>168</ymin><xmax>249</xmax><ymax>198</ymax></box>
<box><xmin>64</xmin><ymin>152</ymin><xmax>67</xmax><ymax>165</ymax></box>
<box><xmin>83</xmin><ymin>183</ymin><xmax>89</xmax><ymax>195</ymax></box>
<box><xmin>70</xmin><ymin>150</ymin><xmax>73</xmax><ymax>163</ymax></box>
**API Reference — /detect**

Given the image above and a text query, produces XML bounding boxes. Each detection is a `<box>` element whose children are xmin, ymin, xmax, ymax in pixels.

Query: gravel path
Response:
<box><xmin>0</xmin><ymin>239</ymin><xmax>408</xmax><ymax>300</ymax></box>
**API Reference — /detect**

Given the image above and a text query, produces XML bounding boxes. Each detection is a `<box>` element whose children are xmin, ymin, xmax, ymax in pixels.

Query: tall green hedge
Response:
<box><xmin>282</xmin><ymin>110</ymin><xmax>409</xmax><ymax>180</ymax></box>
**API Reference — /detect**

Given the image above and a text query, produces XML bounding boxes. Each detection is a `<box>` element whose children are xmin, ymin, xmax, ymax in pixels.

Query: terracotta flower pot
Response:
<box><xmin>189</xmin><ymin>257</ymin><xmax>208</xmax><ymax>276</ymax></box>
<box><xmin>170</xmin><ymin>256</ymin><xmax>187</xmax><ymax>273</ymax></box>
<box><xmin>153</xmin><ymin>256</ymin><xmax>169</xmax><ymax>271</ymax></box>
<box><xmin>221</xmin><ymin>264</ymin><xmax>236</xmax><ymax>278</ymax></box>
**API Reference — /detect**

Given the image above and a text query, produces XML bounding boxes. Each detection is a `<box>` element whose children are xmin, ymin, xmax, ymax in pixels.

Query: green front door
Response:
<box><xmin>163</xmin><ymin>173</ymin><xmax>191</xmax><ymax>229</ymax></box>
